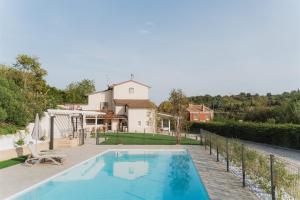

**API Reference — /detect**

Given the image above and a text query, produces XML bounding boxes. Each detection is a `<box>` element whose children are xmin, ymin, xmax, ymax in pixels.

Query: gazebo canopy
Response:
<box><xmin>157</xmin><ymin>112</ymin><xmax>176</xmax><ymax>119</ymax></box>
<box><xmin>47</xmin><ymin>109</ymin><xmax>105</xmax><ymax>116</ymax></box>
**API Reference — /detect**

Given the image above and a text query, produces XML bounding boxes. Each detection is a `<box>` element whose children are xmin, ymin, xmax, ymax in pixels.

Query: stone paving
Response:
<box><xmin>187</xmin><ymin>146</ymin><xmax>257</xmax><ymax>200</ymax></box>
<box><xmin>0</xmin><ymin>140</ymin><xmax>257</xmax><ymax>200</ymax></box>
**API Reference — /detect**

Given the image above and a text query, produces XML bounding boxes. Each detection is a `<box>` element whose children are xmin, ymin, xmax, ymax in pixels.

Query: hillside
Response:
<box><xmin>189</xmin><ymin>91</ymin><xmax>300</xmax><ymax>124</ymax></box>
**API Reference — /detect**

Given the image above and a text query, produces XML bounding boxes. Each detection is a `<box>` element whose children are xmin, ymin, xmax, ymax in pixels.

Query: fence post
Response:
<box><xmin>96</xmin><ymin>131</ymin><xmax>100</xmax><ymax>145</ymax></box>
<box><xmin>216</xmin><ymin>138</ymin><xmax>219</xmax><ymax>162</ymax></box>
<box><xmin>204</xmin><ymin>135</ymin><xmax>206</xmax><ymax>150</ymax></box>
<box><xmin>200</xmin><ymin>135</ymin><xmax>202</xmax><ymax>144</ymax></box>
<box><xmin>241</xmin><ymin>144</ymin><xmax>246</xmax><ymax>187</ymax></box>
<box><xmin>209</xmin><ymin>134</ymin><xmax>212</xmax><ymax>155</ymax></box>
<box><xmin>144</xmin><ymin>128</ymin><xmax>146</xmax><ymax>145</ymax></box>
<box><xmin>270</xmin><ymin>154</ymin><xmax>276</xmax><ymax>200</ymax></box>
<box><xmin>226</xmin><ymin>138</ymin><xmax>229</xmax><ymax>172</ymax></box>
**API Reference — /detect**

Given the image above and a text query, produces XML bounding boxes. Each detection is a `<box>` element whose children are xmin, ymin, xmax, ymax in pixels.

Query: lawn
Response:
<box><xmin>98</xmin><ymin>133</ymin><xmax>201</xmax><ymax>145</ymax></box>
<box><xmin>0</xmin><ymin>156</ymin><xmax>27</xmax><ymax>169</ymax></box>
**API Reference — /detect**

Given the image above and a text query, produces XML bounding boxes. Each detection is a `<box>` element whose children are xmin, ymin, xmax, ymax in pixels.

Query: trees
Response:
<box><xmin>65</xmin><ymin>79</ymin><xmax>96</xmax><ymax>104</ymax></box>
<box><xmin>189</xmin><ymin>90</ymin><xmax>300</xmax><ymax>124</ymax></box>
<box><xmin>0</xmin><ymin>55</ymin><xmax>98</xmax><ymax>134</ymax></box>
<box><xmin>13</xmin><ymin>54</ymin><xmax>48</xmax><ymax>92</ymax></box>
<box><xmin>158</xmin><ymin>101</ymin><xmax>173</xmax><ymax>113</ymax></box>
<box><xmin>168</xmin><ymin>89</ymin><xmax>189</xmax><ymax>144</ymax></box>
<box><xmin>0</xmin><ymin>66</ymin><xmax>33</xmax><ymax>126</ymax></box>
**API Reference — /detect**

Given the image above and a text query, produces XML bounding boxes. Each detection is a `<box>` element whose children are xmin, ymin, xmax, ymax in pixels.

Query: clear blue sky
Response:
<box><xmin>0</xmin><ymin>0</ymin><xmax>299</xmax><ymax>104</ymax></box>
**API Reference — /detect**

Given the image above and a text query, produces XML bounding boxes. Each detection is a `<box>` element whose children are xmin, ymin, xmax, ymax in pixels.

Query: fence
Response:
<box><xmin>201</xmin><ymin>129</ymin><xmax>300</xmax><ymax>200</ymax></box>
<box><xmin>94</xmin><ymin>131</ymin><xmax>202</xmax><ymax>145</ymax></box>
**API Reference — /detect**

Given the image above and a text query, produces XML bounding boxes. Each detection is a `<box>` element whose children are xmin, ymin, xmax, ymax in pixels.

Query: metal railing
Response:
<box><xmin>93</xmin><ymin>131</ymin><xmax>202</xmax><ymax>145</ymax></box>
<box><xmin>201</xmin><ymin>130</ymin><xmax>300</xmax><ymax>200</ymax></box>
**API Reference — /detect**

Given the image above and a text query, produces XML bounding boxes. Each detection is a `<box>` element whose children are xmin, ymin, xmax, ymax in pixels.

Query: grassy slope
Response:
<box><xmin>99</xmin><ymin>133</ymin><xmax>200</xmax><ymax>145</ymax></box>
<box><xmin>0</xmin><ymin>156</ymin><xmax>27</xmax><ymax>169</ymax></box>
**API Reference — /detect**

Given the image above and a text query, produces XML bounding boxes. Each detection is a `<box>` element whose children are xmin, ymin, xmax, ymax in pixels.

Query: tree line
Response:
<box><xmin>189</xmin><ymin>91</ymin><xmax>300</xmax><ymax>124</ymax></box>
<box><xmin>158</xmin><ymin>90</ymin><xmax>300</xmax><ymax>125</ymax></box>
<box><xmin>0</xmin><ymin>55</ymin><xmax>95</xmax><ymax>131</ymax></box>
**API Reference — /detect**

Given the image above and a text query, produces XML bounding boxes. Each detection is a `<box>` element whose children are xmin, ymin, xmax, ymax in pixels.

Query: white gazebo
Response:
<box><xmin>47</xmin><ymin>109</ymin><xmax>106</xmax><ymax>149</ymax></box>
<box><xmin>157</xmin><ymin>112</ymin><xmax>176</xmax><ymax>133</ymax></box>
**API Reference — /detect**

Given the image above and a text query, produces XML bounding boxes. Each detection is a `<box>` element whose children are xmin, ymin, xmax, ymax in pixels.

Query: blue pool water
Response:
<box><xmin>12</xmin><ymin>150</ymin><xmax>209</xmax><ymax>200</ymax></box>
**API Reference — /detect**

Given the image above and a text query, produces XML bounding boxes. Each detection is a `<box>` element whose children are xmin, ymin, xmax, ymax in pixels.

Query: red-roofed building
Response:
<box><xmin>187</xmin><ymin>104</ymin><xmax>214</xmax><ymax>122</ymax></box>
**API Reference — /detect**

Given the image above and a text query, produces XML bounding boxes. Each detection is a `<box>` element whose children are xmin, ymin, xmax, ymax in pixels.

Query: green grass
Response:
<box><xmin>99</xmin><ymin>133</ymin><xmax>201</xmax><ymax>145</ymax></box>
<box><xmin>0</xmin><ymin>156</ymin><xmax>27</xmax><ymax>169</ymax></box>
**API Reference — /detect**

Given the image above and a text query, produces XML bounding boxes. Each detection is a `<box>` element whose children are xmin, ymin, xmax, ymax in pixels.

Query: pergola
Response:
<box><xmin>157</xmin><ymin>112</ymin><xmax>176</xmax><ymax>133</ymax></box>
<box><xmin>47</xmin><ymin>109</ymin><xmax>105</xmax><ymax>149</ymax></box>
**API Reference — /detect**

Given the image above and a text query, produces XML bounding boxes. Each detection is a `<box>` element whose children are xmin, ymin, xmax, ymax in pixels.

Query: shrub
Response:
<box><xmin>0</xmin><ymin>124</ymin><xmax>18</xmax><ymax>135</ymax></box>
<box><xmin>190</xmin><ymin>121</ymin><xmax>300</xmax><ymax>149</ymax></box>
<box><xmin>15</xmin><ymin>138</ymin><xmax>25</xmax><ymax>146</ymax></box>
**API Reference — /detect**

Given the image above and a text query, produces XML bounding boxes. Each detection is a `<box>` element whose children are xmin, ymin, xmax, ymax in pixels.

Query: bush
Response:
<box><xmin>0</xmin><ymin>107</ymin><xmax>7</xmax><ymax>121</ymax></box>
<box><xmin>0</xmin><ymin>124</ymin><xmax>18</xmax><ymax>135</ymax></box>
<box><xmin>190</xmin><ymin>121</ymin><xmax>300</xmax><ymax>149</ymax></box>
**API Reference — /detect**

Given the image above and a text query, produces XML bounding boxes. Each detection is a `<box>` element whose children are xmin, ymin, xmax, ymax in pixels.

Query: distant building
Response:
<box><xmin>187</xmin><ymin>104</ymin><xmax>214</xmax><ymax>122</ymax></box>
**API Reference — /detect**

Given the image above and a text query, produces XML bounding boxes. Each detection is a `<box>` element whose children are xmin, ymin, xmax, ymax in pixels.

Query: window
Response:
<box><xmin>86</xmin><ymin>119</ymin><xmax>96</xmax><ymax>125</ymax></box>
<box><xmin>193</xmin><ymin>114</ymin><xmax>199</xmax><ymax>120</ymax></box>
<box><xmin>147</xmin><ymin>111</ymin><xmax>151</xmax><ymax>117</ymax></box>
<box><xmin>146</xmin><ymin>121</ymin><xmax>150</xmax><ymax>126</ymax></box>
<box><xmin>138</xmin><ymin>121</ymin><xmax>141</xmax><ymax>126</ymax></box>
<box><xmin>129</xmin><ymin>87</ymin><xmax>134</xmax><ymax>94</ymax></box>
<box><xmin>97</xmin><ymin>119</ymin><xmax>104</xmax><ymax>125</ymax></box>
<box><xmin>100</xmin><ymin>102</ymin><xmax>108</xmax><ymax>110</ymax></box>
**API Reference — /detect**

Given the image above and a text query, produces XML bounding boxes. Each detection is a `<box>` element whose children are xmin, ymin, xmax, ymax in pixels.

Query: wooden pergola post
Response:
<box><xmin>49</xmin><ymin>115</ymin><xmax>55</xmax><ymax>150</ymax></box>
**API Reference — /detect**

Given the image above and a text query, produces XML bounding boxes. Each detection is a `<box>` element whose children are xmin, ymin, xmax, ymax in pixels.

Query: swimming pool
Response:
<box><xmin>9</xmin><ymin>149</ymin><xmax>210</xmax><ymax>200</ymax></box>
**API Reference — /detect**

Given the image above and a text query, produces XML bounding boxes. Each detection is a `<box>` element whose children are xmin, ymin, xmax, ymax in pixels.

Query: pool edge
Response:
<box><xmin>5</xmin><ymin>148</ymin><xmax>187</xmax><ymax>200</ymax></box>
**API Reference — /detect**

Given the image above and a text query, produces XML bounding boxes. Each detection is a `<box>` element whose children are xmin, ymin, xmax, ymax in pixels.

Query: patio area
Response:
<box><xmin>0</xmin><ymin>139</ymin><xmax>257</xmax><ymax>200</ymax></box>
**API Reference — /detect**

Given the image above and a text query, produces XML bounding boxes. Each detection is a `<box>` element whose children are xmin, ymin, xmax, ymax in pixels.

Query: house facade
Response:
<box><xmin>187</xmin><ymin>104</ymin><xmax>214</xmax><ymax>122</ymax></box>
<box><xmin>81</xmin><ymin>80</ymin><xmax>156</xmax><ymax>133</ymax></box>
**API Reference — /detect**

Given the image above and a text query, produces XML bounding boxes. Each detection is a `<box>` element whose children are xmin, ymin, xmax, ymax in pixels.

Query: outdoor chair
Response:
<box><xmin>25</xmin><ymin>142</ymin><xmax>67</xmax><ymax>165</ymax></box>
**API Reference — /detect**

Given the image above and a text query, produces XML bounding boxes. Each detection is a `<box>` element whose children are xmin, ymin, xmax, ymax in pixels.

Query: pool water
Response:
<box><xmin>11</xmin><ymin>150</ymin><xmax>210</xmax><ymax>200</ymax></box>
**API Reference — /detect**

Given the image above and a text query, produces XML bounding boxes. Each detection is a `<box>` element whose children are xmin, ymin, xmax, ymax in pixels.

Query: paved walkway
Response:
<box><xmin>242</xmin><ymin>140</ymin><xmax>300</xmax><ymax>165</ymax></box>
<box><xmin>187</xmin><ymin>146</ymin><xmax>257</xmax><ymax>200</ymax></box>
<box><xmin>0</xmin><ymin>141</ymin><xmax>257</xmax><ymax>200</ymax></box>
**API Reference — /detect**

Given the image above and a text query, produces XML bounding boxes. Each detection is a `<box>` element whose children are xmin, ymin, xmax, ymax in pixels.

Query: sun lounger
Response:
<box><xmin>25</xmin><ymin>142</ymin><xmax>67</xmax><ymax>165</ymax></box>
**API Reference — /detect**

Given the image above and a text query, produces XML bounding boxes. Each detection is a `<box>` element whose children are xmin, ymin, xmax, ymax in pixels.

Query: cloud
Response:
<box><xmin>139</xmin><ymin>29</ymin><xmax>151</xmax><ymax>35</ymax></box>
<box><xmin>145</xmin><ymin>21</ymin><xmax>155</xmax><ymax>26</ymax></box>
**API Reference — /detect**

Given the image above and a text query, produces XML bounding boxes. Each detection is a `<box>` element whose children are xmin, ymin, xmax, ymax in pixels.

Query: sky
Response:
<box><xmin>0</xmin><ymin>0</ymin><xmax>300</xmax><ymax>104</ymax></box>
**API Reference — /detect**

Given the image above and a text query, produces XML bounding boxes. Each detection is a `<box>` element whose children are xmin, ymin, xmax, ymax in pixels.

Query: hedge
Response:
<box><xmin>190</xmin><ymin>121</ymin><xmax>300</xmax><ymax>150</ymax></box>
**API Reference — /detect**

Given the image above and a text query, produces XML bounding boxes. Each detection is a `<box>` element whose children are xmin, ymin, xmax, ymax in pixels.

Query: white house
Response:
<box><xmin>79</xmin><ymin>80</ymin><xmax>156</xmax><ymax>133</ymax></box>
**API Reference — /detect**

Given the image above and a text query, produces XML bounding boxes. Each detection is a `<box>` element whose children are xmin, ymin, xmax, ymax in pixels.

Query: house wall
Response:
<box><xmin>190</xmin><ymin>112</ymin><xmax>213</xmax><ymax>122</ymax></box>
<box><xmin>113</xmin><ymin>82</ymin><xmax>149</xmax><ymax>100</ymax></box>
<box><xmin>111</xmin><ymin>119</ymin><xmax>119</xmax><ymax>132</ymax></box>
<box><xmin>84</xmin><ymin>90</ymin><xmax>113</xmax><ymax>110</ymax></box>
<box><xmin>115</xmin><ymin>105</ymin><xmax>126</xmax><ymax>115</ymax></box>
<box><xmin>128</xmin><ymin>108</ymin><xmax>155</xmax><ymax>133</ymax></box>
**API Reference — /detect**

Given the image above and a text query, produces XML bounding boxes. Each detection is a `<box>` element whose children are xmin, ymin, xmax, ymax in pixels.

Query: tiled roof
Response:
<box><xmin>187</xmin><ymin>104</ymin><xmax>212</xmax><ymax>113</ymax></box>
<box><xmin>114</xmin><ymin>99</ymin><xmax>155</xmax><ymax>109</ymax></box>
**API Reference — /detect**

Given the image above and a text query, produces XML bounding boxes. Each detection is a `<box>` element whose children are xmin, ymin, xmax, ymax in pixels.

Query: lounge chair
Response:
<box><xmin>25</xmin><ymin>142</ymin><xmax>67</xmax><ymax>165</ymax></box>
